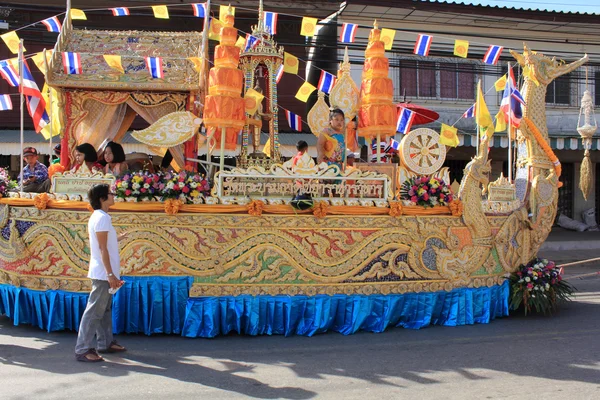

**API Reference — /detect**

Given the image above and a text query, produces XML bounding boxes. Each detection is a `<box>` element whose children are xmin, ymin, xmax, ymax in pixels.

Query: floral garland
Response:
<box><xmin>114</xmin><ymin>171</ymin><xmax>210</xmax><ymax>203</ymax></box>
<box><xmin>0</xmin><ymin>167</ymin><xmax>17</xmax><ymax>198</ymax></box>
<box><xmin>508</xmin><ymin>258</ymin><xmax>574</xmax><ymax>315</ymax></box>
<box><xmin>399</xmin><ymin>176</ymin><xmax>453</xmax><ymax>208</ymax></box>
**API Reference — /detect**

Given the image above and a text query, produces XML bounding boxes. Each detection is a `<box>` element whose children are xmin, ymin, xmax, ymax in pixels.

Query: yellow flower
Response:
<box><xmin>190</xmin><ymin>190</ymin><xmax>199</xmax><ymax>198</ymax></box>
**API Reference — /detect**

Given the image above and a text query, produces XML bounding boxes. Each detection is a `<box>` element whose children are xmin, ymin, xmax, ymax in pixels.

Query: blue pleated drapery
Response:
<box><xmin>0</xmin><ymin>276</ymin><xmax>192</xmax><ymax>335</ymax></box>
<box><xmin>1</xmin><ymin>279</ymin><xmax>509</xmax><ymax>337</ymax></box>
<box><xmin>182</xmin><ymin>282</ymin><xmax>509</xmax><ymax>338</ymax></box>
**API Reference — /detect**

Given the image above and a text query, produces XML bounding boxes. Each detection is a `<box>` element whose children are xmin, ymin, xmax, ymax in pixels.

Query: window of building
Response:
<box><xmin>556</xmin><ymin>162</ymin><xmax>574</xmax><ymax>219</ymax></box>
<box><xmin>546</xmin><ymin>73</ymin><xmax>572</xmax><ymax>105</ymax></box>
<box><xmin>399</xmin><ymin>59</ymin><xmax>475</xmax><ymax>101</ymax></box>
<box><xmin>595</xmin><ymin>71</ymin><xmax>600</xmax><ymax>107</ymax></box>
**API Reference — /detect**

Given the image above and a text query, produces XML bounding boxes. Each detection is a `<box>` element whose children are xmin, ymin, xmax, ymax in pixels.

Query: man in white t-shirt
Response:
<box><xmin>75</xmin><ymin>184</ymin><xmax>126</xmax><ymax>362</ymax></box>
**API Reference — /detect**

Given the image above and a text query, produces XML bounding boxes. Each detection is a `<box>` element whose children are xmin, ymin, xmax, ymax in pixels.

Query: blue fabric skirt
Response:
<box><xmin>1</xmin><ymin>278</ymin><xmax>509</xmax><ymax>337</ymax></box>
<box><xmin>181</xmin><ymin>282</ymin><xmax>509</xmax><ymax>337</ymax></box>
<box><xmin>0</xmin><ymin>276</ymin><xmax>192</xmax><ymax>335</ymax></box>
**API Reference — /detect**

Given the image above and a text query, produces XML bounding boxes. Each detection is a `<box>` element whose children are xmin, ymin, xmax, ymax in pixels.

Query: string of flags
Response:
<box><xmin>0</xmin><ymin>1</ymin><xmax>531</xmax><ymax>147</ymax></box>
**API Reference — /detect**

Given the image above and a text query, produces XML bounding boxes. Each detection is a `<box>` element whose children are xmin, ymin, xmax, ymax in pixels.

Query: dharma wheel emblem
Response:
<box><xmin>400</xmin><ymin>128</ymin><xmax>447</xmax><ymax>175</ymax></box>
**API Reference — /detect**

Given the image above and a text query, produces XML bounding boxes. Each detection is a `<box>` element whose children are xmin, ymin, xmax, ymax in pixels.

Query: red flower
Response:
<box><xmin>173</xmin><ymin>184</ymin><xmax>180</xmax><ymax>191</ymax></box>
<box><xmin>182</xmin><ymin>186</ymin><xmax>190</xmax><ymax>194</ymax></box>
<box><xmin>423</xmin><ymin>193</ymin><xmax>429</xmax><ymax>201</ymax></box>
<box><xmin>125</xmin><ymin>189</ymin><xmax>132</xmax><ymax>196</ymax></box>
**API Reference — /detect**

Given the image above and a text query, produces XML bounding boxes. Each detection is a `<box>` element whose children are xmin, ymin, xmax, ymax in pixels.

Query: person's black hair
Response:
<box><xmin>329</xmin><ymin>108</ymin><xmax>345</xmax><ymax>120</ymax></box>
<box><xmin>161</xmin><ymin>149</ymin><xmax>173</xmax><ymax>169</ymax></box>
<box><xmin>105</xmin><ymin>141</ymin><xmax>126</xmax><ymax>163</ymax></box>
<box><xmin>75</xmin><ymin>143</ymin><xmax>98</xmax><ymax>163</ymax></box>
<box><xmin>296</xmin><ymin>140</ymin><xmax>308</xmax><ymax>152</ymax></box>
<box><xmin>88</xmin><ymin>184</ymin><xmax>110</xmax><ymax>210</ymax></box>
<box><xmin>53</xmin><ymin>144</ymin><xmax>61</xmax><ymax>156</ymax></box>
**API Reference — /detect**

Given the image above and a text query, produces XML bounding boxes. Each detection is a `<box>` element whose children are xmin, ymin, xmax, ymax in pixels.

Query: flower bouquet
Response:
<box><xmin>0</xmin><ymin>166</ymin><xmax>17</xmax><ymax>198</ymax></box>
<box><xmin>399</xmin><ymin>176</ymin><xmax>453</xmax><ymax>207</ymax></box>
<box><xmin>508</xmin><ymin>258</ymin><xmax>574</xmax><ymax>315</ymax></box>
<box><xmin>115</xmin><ymin>172</ymin><xmax>161</xmax><ymax>201</ymax></box>
<box><xmin>160</xmin><ymin>170</ymin><xmax>210</xmax><ymax>204</ymax></box>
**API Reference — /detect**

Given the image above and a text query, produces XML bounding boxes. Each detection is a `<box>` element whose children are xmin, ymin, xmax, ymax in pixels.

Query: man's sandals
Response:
<box><xmin>98</xmin><ymin>341</ymin><xmax>127</xmax><ymax>354</ymax></box>
<box><xmin>76</xmin><ymin>349</ymin><xmax>104</xmax><ymax>363</ymax></box>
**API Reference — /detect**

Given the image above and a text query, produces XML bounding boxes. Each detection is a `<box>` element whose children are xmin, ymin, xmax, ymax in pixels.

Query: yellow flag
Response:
<box><xmin>295</xmin><ymin>81</ymin><xmax>316</xmax><ymax>102</ymax></box>
<box><xmin>103</xmin><ymin>55</ymin><xmax>124</xmax><ymax>74</ymax></box>
<box><xmin>454</xmin><ymin>40</ymin><xmax>469</xmax><ymax>58</ymax></box>
<box><xmin>439</xmin><ymin>124</ymin><xmax>459</xmax><ymax>147</ymax></box>
<box><xmin>219</xmin><ymin>5</ymin><xmax>235</xmax><ymax>21</ymax></box>
<box><xmin>235</xmin><ymin>36</ymin><xmax>245</xmax><ymax>49</ymax></box>
<box><xmin>523</xmin><ymin>65</ymin><xmax>539</xmax><ymax>86</ymax></box>
<box><xmin>40</xmin><ymin>84</ymin><xmax>61</xmax><ymax>140</ymax></box>
<box><xmin>188</xmin><ymin>57</ymin><xmax>202</xmax><ymax>73</ymax></box>
<box><xmin>300</xmin><ymin>17</ymin><xmax>318</xmax><ymax>37</ymax></box>
<box><xmin>1</xmin><ymin>31</ymin><xmax>24</xmax><ymax>54</ymax></box>
<box><xmin>244</xmin><ymin>88</ymin><xmax>265</xmax><ymax>115</ymax></box>
<box><xmin>31</xmin><ymin>51</ymin><xmax>52</xmax><ymax>75</ymax></box>
<box><xmin>283</xmin><ymin>52</ymin><xmax>299</xmax><ymax>74</ymax></box>
<box><xmin>494</xmin><ymin>110</ymin><xmax>507</xmax><ymax>132</ymax></box>
<box><xmin>494</xmin><ymin>74</ymin><xmax>507</xmax><ymax>91</ymax></box>
<box><xmin>262</xmin><ymin>137</ymin><xmax>272</xmax><ymax>157</ymax></box>
<box><xmin>152</xmin><ymin>6</ymin><xmax>169</xmax><ymax>19</ymax></box>
<box><xmin>70</xmin><ymin>9</ymin><xmax>87</xmax><ymax>20</ymax></box>
<box><xmin>209</xmin><ymin>18</ymin><xmax>223</xmax><ymax>41</ymax></box>
<box><xmin>476</xmin><ymin>81</ymin><xmax>494</xmax><ymax>133</ymax></box>
<box><xmin>380</xmin><ymin>29</ymin><xmax>396</xmax><ymax>50</ymax></box>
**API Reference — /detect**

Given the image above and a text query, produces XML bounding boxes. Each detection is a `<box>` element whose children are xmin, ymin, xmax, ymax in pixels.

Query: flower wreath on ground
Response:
<box><xmin>115</xmin><ymin>170</ymin><xmax>211</xmax><ymax>203</ymax></box>
<box><xmin>399</xmin><ymin>176</ymin><xmax>453</xmax><ymax>207</ymax></box>
<box><xmin>507</xmin><ymin>257</ymin><xmax>575</xmax><ymax>316</ymax></box>
<box><xmin>0</xmin><ymin>166</ymin><xmax>17</xmax><ymax>198</ymax></box>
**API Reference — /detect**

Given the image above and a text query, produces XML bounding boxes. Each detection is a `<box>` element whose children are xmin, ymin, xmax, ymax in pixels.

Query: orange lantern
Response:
<box><xmin>203</xmin><ymin>7</ymin><xmax>246</xmax><ymax>152</ymax></box>
<box><xmin>357</xmin><ymin>21</ymin><xmax>396</xmax><ymax>161</ymax></box>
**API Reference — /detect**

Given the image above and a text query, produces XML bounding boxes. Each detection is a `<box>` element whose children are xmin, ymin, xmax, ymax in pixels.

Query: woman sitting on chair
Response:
<box><xmin>71</xmin><ymin>143</ymin><xmax>103</xmax><ymax>174</ymax></box>
<box><xmin>103</xmin><ymin>142</ymin><xmax>129</xmax><ymax>176</ymax></box>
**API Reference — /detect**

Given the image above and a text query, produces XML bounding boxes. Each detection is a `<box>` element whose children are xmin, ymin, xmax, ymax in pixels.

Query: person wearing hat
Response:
<box><xmin>20</xmin><ymin>147</ymin><xmax>51</xmax><ymax>193</ymax></box>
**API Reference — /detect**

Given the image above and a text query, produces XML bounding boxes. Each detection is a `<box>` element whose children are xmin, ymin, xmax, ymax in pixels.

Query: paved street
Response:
<box><xmin>2</xmin><ymin>258</ymin><xmax>600</xmax><ymax>399</ymax></box>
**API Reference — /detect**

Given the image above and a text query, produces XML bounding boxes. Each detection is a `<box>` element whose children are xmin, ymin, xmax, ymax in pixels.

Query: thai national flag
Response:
<box><xmin>483</xmin><ymin>45</ymin><xmax>503</xmax><ymax>65</ymax></box>
<box><xmin>500</xmin><ymin>66</ymin><xmax>525</xmax><ymax>127</ymax></box>
<box><xmin>0</xmin><ymin>61</ymin><xmax>19</xmax><ymax>87</ymax></box>
<box><xmin>20</xmin><ymin>59</ymin><xmax>49</xmax><ymax>132</ymax></box>
<box><xmin>275</xmin><ymin>65</ymin><xmax>284</xmax><ymax>84</ymax></box>
<box><xmin>41</xmin><ymin>16</ymin><xmax>62</xmax><ymax>32</ymax></box>
<box><xmin>191</xmin><ymin>3</ymin><xmax>206</xmax><ymax>18</ymax></box>
<box><xmin>414</xmin><ymin>34</ymin><xmax>433</xmax><ymax>56</ymax></box>
<box><xmin>397</xmin><ymin>107</ymin><xmax>416</xmax><ymax>134</ymax></box>
<box><xmin>263</xmin><ymin>11</ymin><xmax>277</xmax><ymax>34</ymax></box>
<box><xmin>340</xmin><ymin>23</ymin><xmax>357</xmax><ymax>43</ymax></box>
<box><xmin>145</xmin><ymin>57</ymin><xmax>164</xmax><ymax>79</ymax></box>
<box><xmin>389</xmin><ymin>138</ymin><xmax>401</xmax><ymax>151</ymax></box>
<box><xmin>317</xmin><ymin>70</ymin><xmax>336</xmax><ymax>94</ymax></box>
<box><xmin>111</xmin><ymin>7</ymin><xmax>130</xmax><ymax>17</ymax></box>
<box><xmin>463</xmin><ymin>103</ymin><xmax>476</xmax><ymax>118</ymax></box>
<box><xmin>0</xmin><ymin>94</ymin><xmax>12</xmax><ymax>111</ymax></box>
<box><xmin>245</xmin><ymin>34</ymin><xmax>260</xmax><ymax>51</ymax></box>
<box><xmin>286</xmin><ymin>110</ymin><xmax>302</xmax><ymax>132</ymax></box>
<box><xmin>62</xmin><ymin>52</ymin><xmax>82</xmax><ymax>75</ymax></box>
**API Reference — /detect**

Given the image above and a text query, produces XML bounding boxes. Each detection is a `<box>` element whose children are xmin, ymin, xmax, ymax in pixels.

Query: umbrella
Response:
<box><xmin>396</xmin><ymin>103</ymin><xmax>439</xmax><ymax>126</ymax></box>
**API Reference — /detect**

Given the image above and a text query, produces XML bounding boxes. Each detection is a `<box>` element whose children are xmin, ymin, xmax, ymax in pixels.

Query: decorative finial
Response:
<box><xmin>343</xmin><ymin>47</ymin><xmax>349</xmax><ymax>64</ymax></box>
<box><xmin>227</xmin><ymin>4</ymin><xmax>233</xmax><ymax>16</ymax></box>
<box><xmin>374</xmin><ymin>20</ymin><xmax>378</xmax><ymax>30</ymax></box>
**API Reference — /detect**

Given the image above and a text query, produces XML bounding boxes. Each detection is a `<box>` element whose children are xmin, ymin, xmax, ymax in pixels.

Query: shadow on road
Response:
<box><xmin>2</xmin><ymin>277</ymin><xmax>600</xmax><ymax>398</ymax></box>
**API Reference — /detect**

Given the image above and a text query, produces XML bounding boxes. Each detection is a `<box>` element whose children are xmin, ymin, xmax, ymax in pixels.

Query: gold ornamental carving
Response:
<box><xmin>132</xmin><ymin>111</ymin><xmax>202</xmax><ymax>147</ymax></box>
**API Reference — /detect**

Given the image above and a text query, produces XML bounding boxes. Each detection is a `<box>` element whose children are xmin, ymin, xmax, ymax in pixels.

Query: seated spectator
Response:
<box><xmin>19</xmin><ymin>147</ymin><xmax>51</xmax><ymax>193</ymax></box>
<box><xmin>103</xmin><ymin>142</ymin><xmax>129</xmax><ymax>176</ymax></box>
<box><xmin>48</xmin><ymin>143</ymin><xmax>65</xmax><ymax>179</ymax></box>
<box><xmin>71</xmin><ymin>143</ymin><xmax>103</xmax><ymax>174</ymax></box>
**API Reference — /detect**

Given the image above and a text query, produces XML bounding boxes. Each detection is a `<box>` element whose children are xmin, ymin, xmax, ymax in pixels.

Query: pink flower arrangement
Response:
<box><xmin>0</xmin><ymin>167</ymin><xmax>17</xmax><ymax>197</ymax></box>
<box><xmin>114</xmin><ymin>171</ymin><xmax>210</xmax><ymax>203</ymax></box>
<box><xmin>399</xmin><ymin>176</ymin><xmax>453</xmax><ymax>208</ymax></box>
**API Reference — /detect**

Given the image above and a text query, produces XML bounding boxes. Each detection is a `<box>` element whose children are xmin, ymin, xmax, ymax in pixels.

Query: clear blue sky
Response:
<box><xmin>438</xmin><ymin>0</ymin><xmax>600</xmax><ymax>13</ymax></box>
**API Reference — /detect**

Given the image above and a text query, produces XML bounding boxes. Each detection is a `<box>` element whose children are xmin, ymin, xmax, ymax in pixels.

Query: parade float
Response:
<box><xmin>0</xmin><ymin>3</ymin><xmax>588</xmax><ymax>337</ymax></box>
